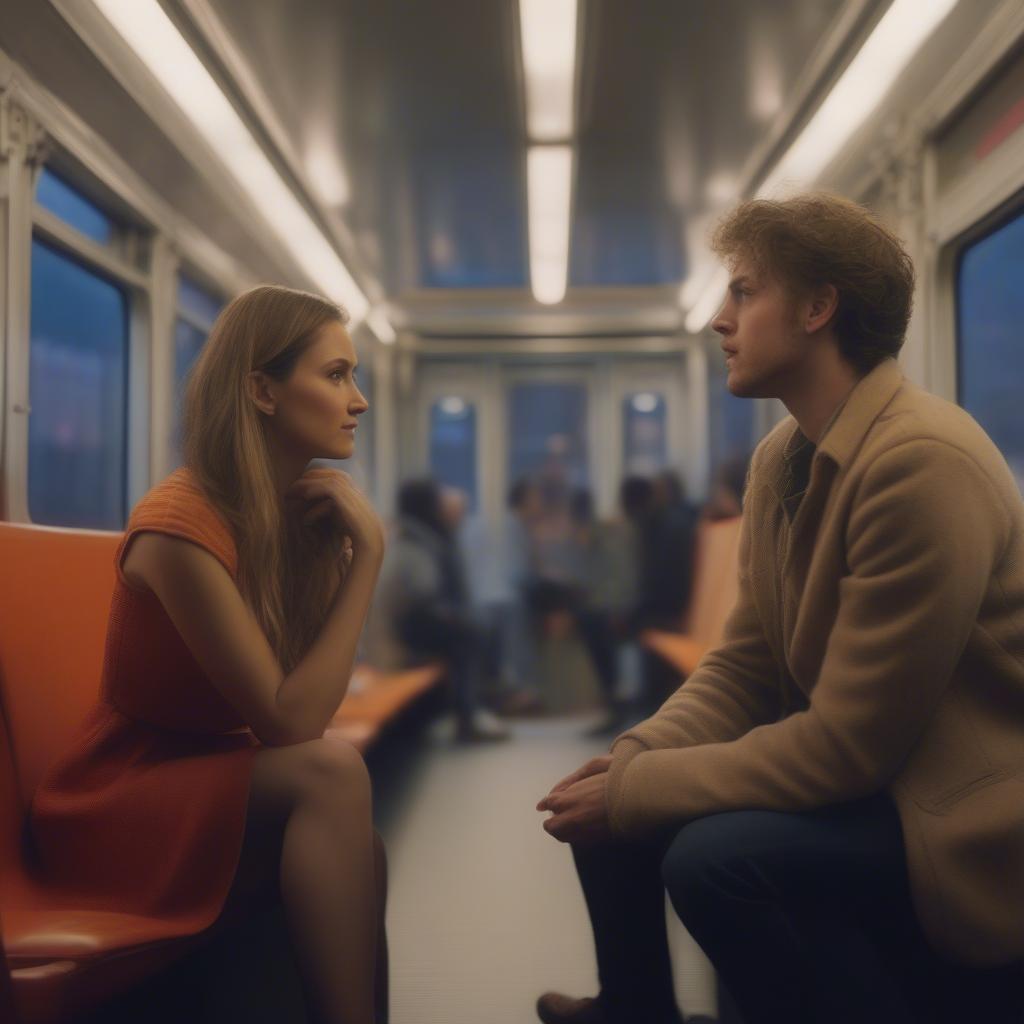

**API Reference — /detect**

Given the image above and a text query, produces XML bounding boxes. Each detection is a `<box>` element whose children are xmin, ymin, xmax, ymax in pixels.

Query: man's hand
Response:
<box><xmin>541</xmin><ymin>754</ymin><xmax>612</xmax><ymax>799</ymax></box>
<box><xmin>537</xmin><ymin>755</ymin><xmax>613</xmax><ymax>844</ymax></box>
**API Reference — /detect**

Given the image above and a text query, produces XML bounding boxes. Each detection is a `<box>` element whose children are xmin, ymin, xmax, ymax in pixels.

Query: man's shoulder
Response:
<box><xmin>865</xmin><ymin>381</ymin><xmax>1013</xmax><ymax>487</ymax></box>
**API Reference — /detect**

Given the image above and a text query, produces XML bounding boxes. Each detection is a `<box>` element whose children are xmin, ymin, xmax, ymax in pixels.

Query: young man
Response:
<box><xmin>536</xmin><ymin>193</ymin><xmax>1024</xmax><ymax>1024</ymax></box>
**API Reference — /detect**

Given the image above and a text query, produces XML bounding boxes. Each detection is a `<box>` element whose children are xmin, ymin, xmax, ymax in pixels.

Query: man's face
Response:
<box><xmin>711</xmin><ymin>260</ymin><xmax>811</xmax><ymax>399</ymax></box>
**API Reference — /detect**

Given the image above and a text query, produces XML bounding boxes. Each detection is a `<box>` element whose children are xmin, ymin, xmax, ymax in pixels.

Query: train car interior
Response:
<box><xmin>0</xmin><ymin>1</ymin><xmax>1023</xmax><ymax>1021</ymax></box>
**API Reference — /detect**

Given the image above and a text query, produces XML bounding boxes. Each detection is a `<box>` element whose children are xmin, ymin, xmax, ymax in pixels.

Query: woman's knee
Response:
<box><xmin>253</xmin><ymin>736</ymin><xmax>372</xmax><ymax>822</ymax></box>
<box><xmin>300</xmin><ymin>736</ymin><xmax>372</xmax><ymax>810</ymax></box>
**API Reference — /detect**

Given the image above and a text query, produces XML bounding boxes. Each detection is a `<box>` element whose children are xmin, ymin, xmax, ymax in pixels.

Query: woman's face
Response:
<box><xmin>263</xmin><ymin>320</ymin><xmax>368</xmax><ymax>461</ymax></box>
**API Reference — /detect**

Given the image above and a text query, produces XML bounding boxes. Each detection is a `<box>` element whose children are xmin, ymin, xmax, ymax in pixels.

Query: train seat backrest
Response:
<box><xmin>684</xmin><ymin>517</ymin><xmax>742</xmax><ymax>644</ymax></box>
<box><xmin>0</xmin><ymin>523</ymin><xmax>120</xmax><ymax>812</ymax></box>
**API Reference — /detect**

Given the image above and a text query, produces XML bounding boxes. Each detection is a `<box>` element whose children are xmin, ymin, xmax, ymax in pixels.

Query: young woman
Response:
<box><xmin>30</xmin><ymin>285</ymin><xmax>386</xmax><ymax>1024</ymax></box>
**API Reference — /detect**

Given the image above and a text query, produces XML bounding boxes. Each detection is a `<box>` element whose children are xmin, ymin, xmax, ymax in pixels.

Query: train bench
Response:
<box><xmin>0</xmin><ymin>520</ymin><xmax>441</xmax><ymax>1023</ymax></box>
<box><xmin>641</xmin><ymin>515</ymin><xmax>742</xmax><ymax>677</ymax></box>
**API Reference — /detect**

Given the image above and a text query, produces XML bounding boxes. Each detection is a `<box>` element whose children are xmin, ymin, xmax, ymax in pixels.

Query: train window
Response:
<box><xmin>28</xmin><ymin>238</ymin><xmax>129</xmax><ymax>529</ymax></box>
<box><xmin>177</xmin><ymin>275</ymin><xmax>224</xmax><ymax>329</ymax></box>
<box><xmin>507</xmin><ymin>381</ymin><xmax>589</xmax><ymax>488</ymax></box>
<box><xmin>429</xmin><ymin>397</ymin><xmax>478</xmax><ymax>511</ymax></box>
<box><xmin>175</xmin><ymin>275</ymin><xmax>222</xmax><ymax>387</ymax></box>
<box><xmin>35</xmin><ymin>168</ymin><xmax>117</xmax><ymax>247</ymax></box>
<box><xmin>956</xmin><ymin>207</ymin><xmax>1024</xmax><ymax>489</ymax></box>
<box><xmin>622</xmin><ymin>391</ymin><xmax>667</xmax><ymax>475</ymax></box>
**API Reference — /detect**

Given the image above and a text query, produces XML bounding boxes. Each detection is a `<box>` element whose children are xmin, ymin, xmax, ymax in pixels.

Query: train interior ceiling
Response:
<box><xmin>1</xmin><ymin>1</ymin><xmax>1023</xmax><ymax>1022</ymax></box>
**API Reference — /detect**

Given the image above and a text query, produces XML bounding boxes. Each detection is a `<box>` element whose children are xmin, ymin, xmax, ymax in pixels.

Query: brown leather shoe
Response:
<box><xmin>536</xmin><ymin>992</ymin><xmax>606</xmax><ymax>1024</ymax></box>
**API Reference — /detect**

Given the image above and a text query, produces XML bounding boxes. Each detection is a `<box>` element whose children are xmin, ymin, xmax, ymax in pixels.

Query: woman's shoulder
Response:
<box><xmin>125</xmin><ymin>468</ymin><xmax>238</xmax><ymax>575</ymax></box>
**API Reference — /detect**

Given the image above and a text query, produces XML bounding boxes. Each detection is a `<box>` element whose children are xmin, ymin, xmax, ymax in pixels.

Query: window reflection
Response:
<box><xmin>622</xmin><ymin>391</ymin><xmax>667</xmax><ymax>474</ymax></box>
<box><xmin>508</xmin><ymin>382</ymin><xmax>589</xmax><ymax>488</ymax></box>
<box><xmin>29</xmin><ymin>239</ymin><xmax>129</xmax><ymax>528</ymax></box>
<box><xmin>957</xmin><ymin>207</ymin><xmax>1024</xmax><ymax>490</ymax></box>
<box><xmin>430</xmin><ymin>398</ymin><xmax>478</xmax><ymax>511</ymax></box>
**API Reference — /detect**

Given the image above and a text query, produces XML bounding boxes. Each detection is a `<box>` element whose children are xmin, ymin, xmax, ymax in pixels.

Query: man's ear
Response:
<box><xmin>247</xmin><ymin>371</ymin><xmax>277</xmax><ymax>416</ymax></box>
<box><xmin>804</xmin><ymin>283</ymin><xmax>838</xmax><ymax>335</ymax></box>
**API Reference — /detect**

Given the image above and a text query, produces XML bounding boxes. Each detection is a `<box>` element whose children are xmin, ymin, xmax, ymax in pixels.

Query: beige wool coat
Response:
<box><xmin>607</xmin><ymin>358</ymin><xmax>1024</xmax><ymax>966</ymax></box>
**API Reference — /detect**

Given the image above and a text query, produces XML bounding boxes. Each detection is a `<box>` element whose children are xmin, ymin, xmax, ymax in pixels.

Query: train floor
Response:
<box><xmin>375</xmin><ymin>711</ymin><xmax>723</xmax><ymax>1024</ymax></box>
<box><xmin>378</xmin><ymin>713</ymin><xmax>607</xmax><ymax>1024</ymax></box>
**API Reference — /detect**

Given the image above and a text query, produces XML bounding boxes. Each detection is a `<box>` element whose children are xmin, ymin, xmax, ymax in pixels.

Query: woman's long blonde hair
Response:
<box><xmin>182</xmin><ymin>284</ymin><xmax>349</xmax><ymax>671</ymax></box>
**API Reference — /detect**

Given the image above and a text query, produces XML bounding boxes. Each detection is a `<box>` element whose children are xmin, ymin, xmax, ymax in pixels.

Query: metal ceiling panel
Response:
<box><xmin>206</xmin><ymin>0</ymin><xmax>528</xmax><ymax>293</ymax></box>
<box><xmin>571</xmin><ymin>0</ymin><xmax>848</xmax><ymax>289</ymax></box>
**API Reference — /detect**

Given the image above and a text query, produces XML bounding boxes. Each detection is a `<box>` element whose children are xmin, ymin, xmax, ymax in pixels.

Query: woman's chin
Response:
<box><xmin>316</xmin><ymin>438</ymin><xmax>354</xmax><ymax>461</ymax></box>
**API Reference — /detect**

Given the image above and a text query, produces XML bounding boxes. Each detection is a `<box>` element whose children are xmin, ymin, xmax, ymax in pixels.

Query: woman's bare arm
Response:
<box><xmin>123</xmin><ymin>471</ymin><xmax>384</xmax><ymax>746</ymax></box>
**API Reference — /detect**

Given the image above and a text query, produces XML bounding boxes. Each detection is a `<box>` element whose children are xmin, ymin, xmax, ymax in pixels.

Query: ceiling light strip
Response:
<box><xmin>519</xmin><ymin>0</ymin><xmax>578</xmax><ymax>142</ymax></box>
<box><xmin>684</xmin><ymin>0</ymin><xmax>959</xmax><ymax>332</ymax></box>
<box><xmin>90</xmin><ymin>0</ymin><xmax>369</xmax><ymax>322</ymax></box>
<box><xmin>757</xmin><ymin>0</ymin><xmax>959</xmax><ymax>196</ymax></box>
<box><xmin>528</xmin><ymin>146</ymin><xmax>573</xmax><ymax>306</ymax></box>
<box><xmin>519</xmin><ymin>0</ymin><xmax>578</xmax><ymax>306</ymax></box>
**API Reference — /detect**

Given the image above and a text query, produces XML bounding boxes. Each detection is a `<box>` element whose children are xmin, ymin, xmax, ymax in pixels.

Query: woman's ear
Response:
<box><xmin>247</xmin><ymin>371</ymin><xmax>277</xmax><ymax>416</ymax></box>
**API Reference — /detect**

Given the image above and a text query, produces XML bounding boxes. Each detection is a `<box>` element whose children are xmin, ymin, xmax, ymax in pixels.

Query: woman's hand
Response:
<box><xmin>286</xmin><ymin>468</ymin><xmax>385</xmax><ymax>558</ymax></box>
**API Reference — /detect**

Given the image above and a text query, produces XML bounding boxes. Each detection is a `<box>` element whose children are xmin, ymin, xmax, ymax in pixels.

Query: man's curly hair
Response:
<box><xmin>711</xmin><ymin>193</ymin><xmax>915</xmax><ymax>373</ymax></box>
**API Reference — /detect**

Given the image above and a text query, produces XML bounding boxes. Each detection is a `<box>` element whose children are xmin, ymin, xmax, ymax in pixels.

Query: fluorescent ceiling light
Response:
<box><xmin>366</xmin><ymin>307</ymin><xmax>396</xmax><ymax>345</ymax></box>
<box><xmin>439</xmin><ymin>397</ymin><xmax>468</xmax><ymax>417</ymax></box>
<box><xmin>519</xmin><ymin>0</ymin><xmax>578</xmax><ymax>142</ymax></box>
<box><xmin>91</xmin><ymin>0</ymin><xmax>368</xmax><ymax>322</ymax></box>
<box><xmin>758</xmin><ymin>0</ymin><xmax>958</xmax><ymax>196</ymax></box>
<box><xmin>631</xmin><ymin>393</ymin><xmax>659</xmax><ymax>414</ymax></box>
<box><xmin>528</xmin><ymin>145</ymin><xmax>573</xmax><ymax>305</ymax></box>
<box><xmin>683</xmin><ymin>0</ymin><xmax>957</xmax><ymax>331</ymax></box>
<box><xmin>305</xmin><ymin>133</ymin><xmax>351</xmax><ymax>208</ymax></box>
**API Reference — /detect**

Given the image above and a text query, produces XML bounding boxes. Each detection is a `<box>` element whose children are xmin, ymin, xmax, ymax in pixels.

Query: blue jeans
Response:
<box><xmin>573</xmin><ymin>794</ymin><xmax>1023</xmax><ymax>1023</ymax></box>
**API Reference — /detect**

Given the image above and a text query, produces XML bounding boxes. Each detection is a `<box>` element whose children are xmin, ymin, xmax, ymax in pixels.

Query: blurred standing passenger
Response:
<box><xmin>365</xmin><ymin>479</ymin><xmax>508</xmax><ymax>743</ymax></box>
<box><xmin>569</xmin><ymin>488</ymin><xmax>638</xmax><ymax>735</ymax></box>
<box><xmin>31</xmin><ymin>285</ymin><xmax>387</xmax><ymax>1024</ymax></box>
<box><xmin>496</xmin><ymin>479</ymin><xmax>546</xmax><ymax>711</ymax></box>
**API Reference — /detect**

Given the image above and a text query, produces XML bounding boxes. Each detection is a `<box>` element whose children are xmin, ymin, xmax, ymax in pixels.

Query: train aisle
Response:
<box><xmin>377</xmin><ymin>716</ymin><xmax>608</xmax><ymax>1024</ymax></box>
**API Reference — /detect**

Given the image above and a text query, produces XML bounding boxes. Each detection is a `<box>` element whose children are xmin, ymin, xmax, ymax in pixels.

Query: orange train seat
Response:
<box><xmin>0</xmin><ymin>521</ymin><xmax>442</xmax><ymax>1022</ymax></box>
<box><xmin>641</xmin><ymin>516</ymin><xmax>742</xmax><ymax>678</ymax></box>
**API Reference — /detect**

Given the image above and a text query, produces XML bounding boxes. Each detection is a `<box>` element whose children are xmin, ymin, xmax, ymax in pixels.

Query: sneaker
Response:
<box><xmin>455</xmin><ymin>711</ymin><xmax>511</xmax><ymax>743</ymax></box>
<box><xmin>536</xmin><ymin>993</ymin><xmax>605</xmax><ymax>1024</ymax></box>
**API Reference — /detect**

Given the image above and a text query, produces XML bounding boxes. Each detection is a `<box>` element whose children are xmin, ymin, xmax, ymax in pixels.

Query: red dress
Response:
<box><xmin>29</xmin><ymin>469</ymin><xmax>258</xmax><ymax>943</ymax></box>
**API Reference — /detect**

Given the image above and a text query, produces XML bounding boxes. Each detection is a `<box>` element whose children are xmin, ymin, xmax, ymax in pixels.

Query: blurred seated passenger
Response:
<box><xmin>526</xmin><ymin>471</ymin><xmax>581</xmax><ymax>621</ymax></box>
<box><xmin>30</xmin><ymin>285</ymin><xmax>387</xmax><ymax>1024</ymax></box>
<box><xmin>537</xmin><ymin>194</ymin><xmax>1024</xmax><ymax>1024</ymax></box>
<box><xmin>648</xmin><ymin>470</ymin><xmax>699</xmax><ymax>629</ymax></box>
<box><xmin>365</xmin><ymin>478</ymin><xmax>508</xmax><ymax>743</ymax></box>
<box><xmin>617</xmin><ymin>475</ymin><xmax>681</xmax><ymax>710</ymax></box>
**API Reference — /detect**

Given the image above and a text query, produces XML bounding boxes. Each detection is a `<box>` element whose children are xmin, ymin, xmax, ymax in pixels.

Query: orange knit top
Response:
<box><xmin>29</xmin><ymin>469</ymin><xmax>258</xmax><ymax>942</ymax></box>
